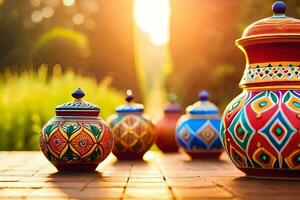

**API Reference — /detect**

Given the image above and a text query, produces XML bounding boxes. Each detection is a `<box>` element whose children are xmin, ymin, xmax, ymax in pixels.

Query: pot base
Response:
<box><xmin>187</xmin><ymin>151</ymin><xmax>222</xmax><ymax>159</ymax></box>
<box><xmin>114</xmin><ymin>152</ymin><xmax>145</xmax><ymax>160</ymax></box>
<box><xmin>238</xmin><ymin>168</ymin><xmax>300</xmax><ymax>180</ymax></box>
<box><xmin>55</xmin><ymin>164</ymin><xmax>98</xmax><ymax>172</ymax></box>
<box><xmin>159</xmin><ymin>147</ymin><xmax>179</xmax><ymax>153</ymax></box>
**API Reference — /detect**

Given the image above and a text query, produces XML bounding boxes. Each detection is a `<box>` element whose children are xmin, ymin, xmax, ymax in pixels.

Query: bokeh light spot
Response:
<box><xmin>63</xmin><ymin>0</ymin><xmax>75</xmax><ymax>7</ymax></box>
<box><xmin>30</xmin><ymin>0</ymin><xmax>40</xmax><ymax>7</ymax></box>
<box><xmin>72</xmin><ymin>13</ymin><xmax>85</xmax><ymax>25</ymax></box>
<box><xmin>31</xmin><ymin>10</ymin><xmax>43</xmax><ymax>23</ymax></box>
<box><xmin>41</xmin><ymin>7</ymin><xmax>54</xmax><ymax>18</ymax></box>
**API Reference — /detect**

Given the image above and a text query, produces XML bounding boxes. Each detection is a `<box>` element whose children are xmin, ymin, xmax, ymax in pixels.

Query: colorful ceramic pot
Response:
<box><xmin>220</xmin><ymin>1</ymin><xmax>300</xmax><ymax>178</ymax></box>
<box><xmin>108</xmin><ymin>90</ymin><xmax>156</xmax><ymax>160</ymax></box>
<box><xmin>40</xmin><ymin>88</ymin><xmax>113</xmax><ymax>171</ymax></box>
<box><xmin>176</xmin><ymin>91</ymin><xmax>223</xmax><ymax>158</ymax></box>
<box><xmin>156</xmin><ymin>94</ymin><xmax>182</xmax><ymax>152</ymax></box>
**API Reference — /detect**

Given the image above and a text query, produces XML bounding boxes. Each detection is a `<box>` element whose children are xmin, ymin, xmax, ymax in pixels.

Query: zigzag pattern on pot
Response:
<box><xmin>241</xmin><ymin>63</ymin><xmax>300</xmax><ymax>85</ymax></box>
<box><xmin>176</xmin><ymin>118</ymin><xmax>223</xmax><ymax>153</ymax></box>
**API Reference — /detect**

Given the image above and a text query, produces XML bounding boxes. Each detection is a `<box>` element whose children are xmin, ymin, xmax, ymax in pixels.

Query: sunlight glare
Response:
<box><xmin>134</xmin><ymin>0</ymin><xmax>171</xmax><ymax>46</ymax></box>
<box><xmin>63</xmin><ymin>0</ymin><xmax>75</xmax><ymax>7</ymax></box>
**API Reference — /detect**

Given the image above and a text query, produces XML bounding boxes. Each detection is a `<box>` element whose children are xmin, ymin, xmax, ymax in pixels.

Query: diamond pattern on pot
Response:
<box><xmin>285</xmin><ymin>149</ymin><xmax>300</xmax><ymax>169</ymax></box>
<box><xmin>283</xmin><ymin>91</ymin><xmax>300</xmax><ymax>113</ymax></box>
<box><xmin>48</xmin><ymin>129</ymin><xmax>68</xmax><ymax>158</ymax></box>
<box><xmin>253</xmin><ymin>147</ymin><xmax>277</xmax><ymax>168</ymax></box>
<box><xmin>180</xmin><ymin>127</ymin><xmax>192</xmax><ymax>142</ymax></box>
<box><xmin>197</xmin><ymin>121</ymin><xmax>218</xmax><ymax>145</ymax></box>
<box><xmin>69</xmin><ymin>130</ymin><xmax>97</xmax><ymax>158</ymax></box>
<box><xmin>241</xmin><ymin>64</ymin><xmax>300</xmax><ymax>85</ymax></box>
<box><xmin>111</xmin><ymin>115</ymin><xmax>153</xmax><ymax>153</ymax></box>
<box><xmin>228</xmin><ymin>109</ymin><xmax>254</xmax><ymax>150</ymax></box>
<box><xmin>260</xmin><ymin>111</ymin><xmax>296</xmax><ymax>151</ymax></box>
<box><xmin>250</xmin><ymin>91</ymin><xmax>278</xmax><ymax>115</ymax></box>
<box><xmin>229</xmin><ymin>145</ymin><xmax>247</xmax><ymax>168</ymax></box>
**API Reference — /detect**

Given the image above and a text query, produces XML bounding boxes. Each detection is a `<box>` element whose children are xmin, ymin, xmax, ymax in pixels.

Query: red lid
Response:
<box><xmin>237</xmin><ymin>2</ymin><xmax>300</xmax><ymax>88</ymax></box>
<box><xmin>237</xmin><ymin>1</ymin><xmax>300</xmax><ymax>44</ymax></box>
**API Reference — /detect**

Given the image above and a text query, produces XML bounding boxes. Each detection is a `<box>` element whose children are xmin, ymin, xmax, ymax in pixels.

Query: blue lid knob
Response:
<box><xmin>72</xmin><ymin>88</ymin><xmax>85</xmax><ymax>99</ymax></box>
<box><xmin>125</xmin><ymin>89</ymin><xmax>134</xmax><ymax>103</ymax></box>
<box><xmin>199</xmin><ymin>90</ymin><xmax>208</xmax><ymax>101</ymax></box>
<box><xmin>272</xmin><ymin>1</ymin><xmax>286</xmax><ymax>15</ymax></box>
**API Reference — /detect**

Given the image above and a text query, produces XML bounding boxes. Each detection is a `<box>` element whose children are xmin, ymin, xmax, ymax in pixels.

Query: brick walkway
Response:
<box><xmin>0</xmin><ymin>151</ymin><xmax>299</xmax><ymax>199</ymax></box>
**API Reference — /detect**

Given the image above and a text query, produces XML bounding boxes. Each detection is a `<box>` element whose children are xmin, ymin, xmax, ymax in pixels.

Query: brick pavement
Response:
<box><xmin>0</xmin><ymin>151</ymin><xmax>299</xmax><ymax>199</ymax></box>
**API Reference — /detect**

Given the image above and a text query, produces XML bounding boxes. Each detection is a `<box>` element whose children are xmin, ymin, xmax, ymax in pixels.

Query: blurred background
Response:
<box><xmin>0</xmin><ymin>0</ymin><xmax>299</xmax><ymax>150</ymax></box>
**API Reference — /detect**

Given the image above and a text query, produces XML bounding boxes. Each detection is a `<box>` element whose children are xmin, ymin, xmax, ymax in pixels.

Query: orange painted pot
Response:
<box><xmin>40</xmin><ymin>89</ymin><xmax>113</xmax><ymax>172</ymax></box>
<box><xmin>108</xmin><ymin>90</ymin><xmax>156</xmax><ymax>160</ymax></box>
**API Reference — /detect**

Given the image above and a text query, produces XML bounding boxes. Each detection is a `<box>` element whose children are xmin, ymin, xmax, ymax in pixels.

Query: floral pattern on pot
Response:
<box><xmin>40</xmin><ymin>88</ymin><xmax>113</xmax><ymax>171</ymax></box>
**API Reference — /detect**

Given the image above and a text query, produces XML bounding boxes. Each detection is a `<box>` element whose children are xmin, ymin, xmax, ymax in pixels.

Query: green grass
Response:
<box><xmin>0</xmin><ymin>65</ymin><xmax>123</xmax><ymax>150</ymax></box>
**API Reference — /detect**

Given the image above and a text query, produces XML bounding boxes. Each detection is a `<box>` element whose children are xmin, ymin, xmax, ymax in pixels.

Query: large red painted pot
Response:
<box><xmin>108</xmin><ymin>90</ymin><xmax>156</xmax><ymax>160</ymax></box>
<box><xmin>155</xmin><ymin>94</ymin><xmax>182</xmax><ymax>152</ymax></box>
<box><xmin>220</xmin><ymin>1</ymin><xmax>300</xmax><ymax>178</ymax></box>
<box><xmin>40</xmin><ymin>88</ymin><xmax>113</xmax><ymax>172</ymax></box>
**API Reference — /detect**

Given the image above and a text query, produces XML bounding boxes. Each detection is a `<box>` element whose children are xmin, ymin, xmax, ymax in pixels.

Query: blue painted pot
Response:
<box><xmin>176</xmin><ymin>91</ymin><xmax>223</xmax><ymax>158</ymax></box>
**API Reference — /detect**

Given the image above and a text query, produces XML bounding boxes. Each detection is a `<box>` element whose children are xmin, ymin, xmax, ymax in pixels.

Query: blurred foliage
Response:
<box><xmin>168</xmin><ymin>0</ymin><xmax>300</xmax><ymax>110</ymax></box>
<box><xmin>0</xmin><ymin>65</ymin><xmax>123</xmax><ymax>150</ymax></box>
<box><xmin>33</xmin><ymin>27</ymin><xmax>90</xmax><ymax>58</ymax></box>
<box><xmin>0</xmin><ymin>0</ymin><xmax>138</xmax><ymax>95</ymax></box>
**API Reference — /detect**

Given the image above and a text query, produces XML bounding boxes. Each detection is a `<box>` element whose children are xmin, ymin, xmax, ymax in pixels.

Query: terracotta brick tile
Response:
<box><xmin>43</xmin><ymin>181</ymin><xmax>87</xmax><ymax>189</ymax></box>
<box><xmin>0</xmin><ymin>188</ymin><xmax>36</xmax><ymax>198</ymax></box>
<box><xmin>25</xmin><ymin>198</ymin><xmax>69</xmax><ymax>200</ymax></box>
<box><xmin>79</xmin><ymin>188</ymin><xmax>124</xmax><ymax>199</ymax></box>
<box><xmin>236</xmin><ymin>194</ymin><xmax>300</xmax><ymax>200</ymax></box>
<box><xmin>3</xmin><ymin>171</ymin><xmax>36</xmax><ymax>176</ymax></box>
<box><xmin>128</xmin><ymin>177</ymin><xmax>165</xmax><ymax>183</ymax></box>
<box><xmin>101</xmin><ymin>171</ymin><xmax>131</xmax><ymax>177</ymax></box>
<box><xmin>167</xmin><ymin>178</ymin><xmax>215</xmax><ymax>188</ymax></box>
<box><xmin>0</xmin><ymin>176</ymin><xmax>22</xmax><ymax>182</ymax></box>
<box><xmin>124</xmin><ymin>187</ymin><xmax>172</xmax><ymax>199</ymax></box>
<box><xmin>87</xmin><ymin>181</ymin><xmax>126</xmax><ymax>188</ymax></box>
<box><xmin>20</xmin><ymin>176</ymin><xmax>52</xmax><ymax>182</ymax></box>
<box><xmin>28</xmin><ymin>188</ymin><xmax>80</xmax><ymax>198</ymax></box>
<box><xmin>0</xmin><ymin>151</ymin><xmax>299</xmax><ymax>199</ymax></box>
<box><xmin>0</xmin><ymin>181</ymin><xmax>45</xmax><ymax>188</ymax></box>
<box><xmin>97</xmin><ymin>177</ymin><xmax>128</xmax><ymax>182</ymax></box>
<box><xmin>172</xmin><ymin>187</ymin><xmax>234</xmax><ymax>199</ymax></box>
<box><xmin>127</xmin><ymin>182</ymin><xmax>168</xmax><ymax>188</ymax></box>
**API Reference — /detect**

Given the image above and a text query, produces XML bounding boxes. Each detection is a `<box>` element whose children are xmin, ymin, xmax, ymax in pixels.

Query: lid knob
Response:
<box><xmin>125</xmin><ymin>89</ymin><xmax>134</xmax><ymax>103</ymax></box>
<box><xmin>272</xmin><ymin>1</ymin><xmax>286</xmax><ymax>15</ymax></box>
<box><xmin>72</xmin><ymin>88</ymin><xmax>85</xmax><ymax>100</ymax></box>
<box><xmin>199</xmin><ymin>90</ymin><xmax>208</xmax><ymax>101</ymax></box>
<box><xmin>168</xmin><ymin>93</ymin><xmax>177</xmax><ymax>103</ymax></box>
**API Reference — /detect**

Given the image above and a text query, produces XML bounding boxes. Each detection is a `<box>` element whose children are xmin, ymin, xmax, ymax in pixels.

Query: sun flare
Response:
<box><xmin>133</xmin><ymin>0</ymin><xmax>171</xmax><ymax>46</ymax></box>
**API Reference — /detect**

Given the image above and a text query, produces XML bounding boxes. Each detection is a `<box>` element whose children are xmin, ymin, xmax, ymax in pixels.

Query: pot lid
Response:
<box><xmin>164</xmin><ymin>93</ymin><xmax>182</xmax><ymax>113</ymax></box>
<box><xmin>55</xmin><ymin>88</ymin><xmax>100</xmax><ymax>116</ymax></box>
<box><xmin>241</xmin><ymin>1</ymin><xmax>300</xmax><ymax>39</ymax></box>
<box><xmin>186</xmin><ymin>91</ymin><xmax>219</xmax><ymax>115</ymax></box>
<box><xmin>116</xmin><ymin>90</ymin><xmax>144</xmax><ymax>113</ymax></box>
